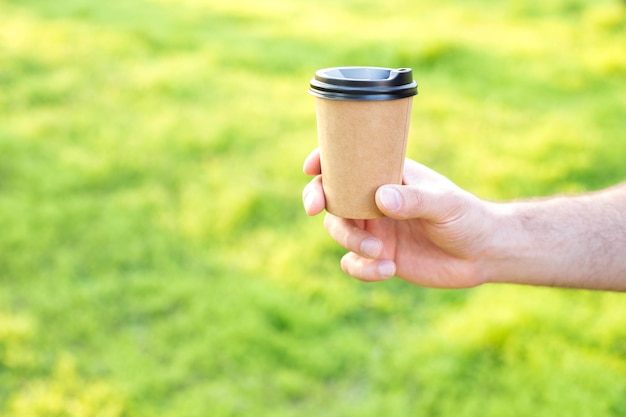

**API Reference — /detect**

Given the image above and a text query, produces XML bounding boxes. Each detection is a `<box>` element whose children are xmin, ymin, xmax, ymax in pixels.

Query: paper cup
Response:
<box><xmin>309</xmin><ymin>67</ymin><xmax>418</xmax><ymax>219</ymax></box>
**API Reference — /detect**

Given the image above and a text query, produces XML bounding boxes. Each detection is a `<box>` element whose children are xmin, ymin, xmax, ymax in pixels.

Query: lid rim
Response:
<box><xmin>310</xmin><ymin>80</ymin><xmax>418</xmax><ymax>93</ymax></box>
<box><xmin>308</xmin><ymin>89</ymin><xmax>417</xmax><ymax>101</ymax></box>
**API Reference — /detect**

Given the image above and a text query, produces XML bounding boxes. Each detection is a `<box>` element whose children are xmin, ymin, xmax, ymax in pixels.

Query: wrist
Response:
<box><xmin>480</xmin><ymin>201</ymin><xmax>546</xmax><ymax>287</ymax></box>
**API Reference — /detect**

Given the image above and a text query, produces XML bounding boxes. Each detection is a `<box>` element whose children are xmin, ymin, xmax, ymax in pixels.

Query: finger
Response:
<box><xmin>303</xmin><ymin>148</ymin><xmax>321</xmax><ymax>176</ymax></box>
<box><xmin>376</xmin><ymin>183</ymin><xmax>472</xmax><ymax>223</ymax></box>
<box><xmin>324</xmin><ymin>214</ymin><xmax>383</xmax><ymax>259</ymax></box>
<box><xmin>375</xmin><ymin>158</ymin><xmax>471</xmax><ymax>223</ymax></box>
<box><xmin>302</xmin><ymin>175</ymin><xmax>326</xmax><ymax>216</ymax></box>
<box><xmin>340</xmin><ymin>252</ymin><xmax>396</xmax><ymax>282</ymax></box>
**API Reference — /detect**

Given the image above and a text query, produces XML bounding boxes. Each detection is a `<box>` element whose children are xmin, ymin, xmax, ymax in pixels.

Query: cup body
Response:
<box><xmin>314</xmin><ymin>96</ymin><xmax>413</xmax><ymax>218</ymax></box>
<box><xmin>309</xmin><ymin>67</ymin><xmax>417</xmax><ymax>219</ymax></box>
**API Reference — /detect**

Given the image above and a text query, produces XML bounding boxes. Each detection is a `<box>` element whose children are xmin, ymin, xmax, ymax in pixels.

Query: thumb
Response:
<box><xmin>375</xmin><ymin>184</ymin><xmax>468</xmax><ymax>223</ymax></box>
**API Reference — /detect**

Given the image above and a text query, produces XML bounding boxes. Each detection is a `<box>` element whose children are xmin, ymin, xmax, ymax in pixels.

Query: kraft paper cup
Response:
<box><xmin>309</xmin><ymin>67</ymin><xmax>418</xmax><ymax>219</ymax></box>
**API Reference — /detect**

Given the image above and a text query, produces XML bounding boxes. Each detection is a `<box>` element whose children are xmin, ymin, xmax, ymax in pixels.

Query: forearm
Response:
<box><xmin>485</xmin><ymin>183</ymin><xmax>626</xmax><ymax>291</ymax></box>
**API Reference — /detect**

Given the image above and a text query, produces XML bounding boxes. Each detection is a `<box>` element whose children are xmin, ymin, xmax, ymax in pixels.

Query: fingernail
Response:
<box><xmin>360</xmin><ymin>238</ymin><xmax>382</xmax><ymax>258</ymax></box>
<box><xmin>378</xmin><ymin>261</ymin><xmax>396</xmax><ymax>279</ymax></box>
<box><xmin>380</xmin><ymin>186</ymin><xmax>402</xmax><ymax>212</ymax></box>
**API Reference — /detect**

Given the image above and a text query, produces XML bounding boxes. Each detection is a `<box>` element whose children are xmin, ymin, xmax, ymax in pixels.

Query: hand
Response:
<box><xmin>302</xmin><ymin>148</ymin><xmax>498</xmax><ymax>288</ymax></box>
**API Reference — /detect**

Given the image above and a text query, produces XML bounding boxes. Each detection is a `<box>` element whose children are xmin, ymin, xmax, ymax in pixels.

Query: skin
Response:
<box><xmin>302</xmin><ymin>148</ymin><xmax>626</xmax><ymax>291</ymax></box>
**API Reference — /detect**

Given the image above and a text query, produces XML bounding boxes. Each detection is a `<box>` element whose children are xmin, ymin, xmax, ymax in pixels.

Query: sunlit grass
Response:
<box><xmin>1</xmin><ymin>0</ymin><xmax>625</xmax><ymax>415</ymax></box>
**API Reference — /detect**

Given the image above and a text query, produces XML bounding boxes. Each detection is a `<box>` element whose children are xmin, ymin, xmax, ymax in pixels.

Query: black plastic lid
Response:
<box><xmin>309</xmin><ymin>66</ymin><xmax>418</xmax><ymax>101</ymax></box>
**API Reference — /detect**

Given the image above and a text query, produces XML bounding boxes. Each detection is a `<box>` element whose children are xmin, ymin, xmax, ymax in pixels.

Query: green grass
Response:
<box><xmin>1</xmin><ymin>0</ymin><xmax>626</xmax><ymax>415</ymax></box>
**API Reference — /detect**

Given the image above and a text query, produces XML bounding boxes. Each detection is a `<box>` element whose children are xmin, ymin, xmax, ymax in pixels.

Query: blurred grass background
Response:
<box><xmin>1</xmin><ymin>0</ymin><xmax>626</xmax><ymax>415</ymax></box>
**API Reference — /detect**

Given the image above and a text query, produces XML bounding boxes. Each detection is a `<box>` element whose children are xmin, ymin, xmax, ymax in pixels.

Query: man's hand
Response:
<box><xmin>302</xmin><ymin>148</ymin><xmax>497</xmax><ymax>288</ymax></box>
